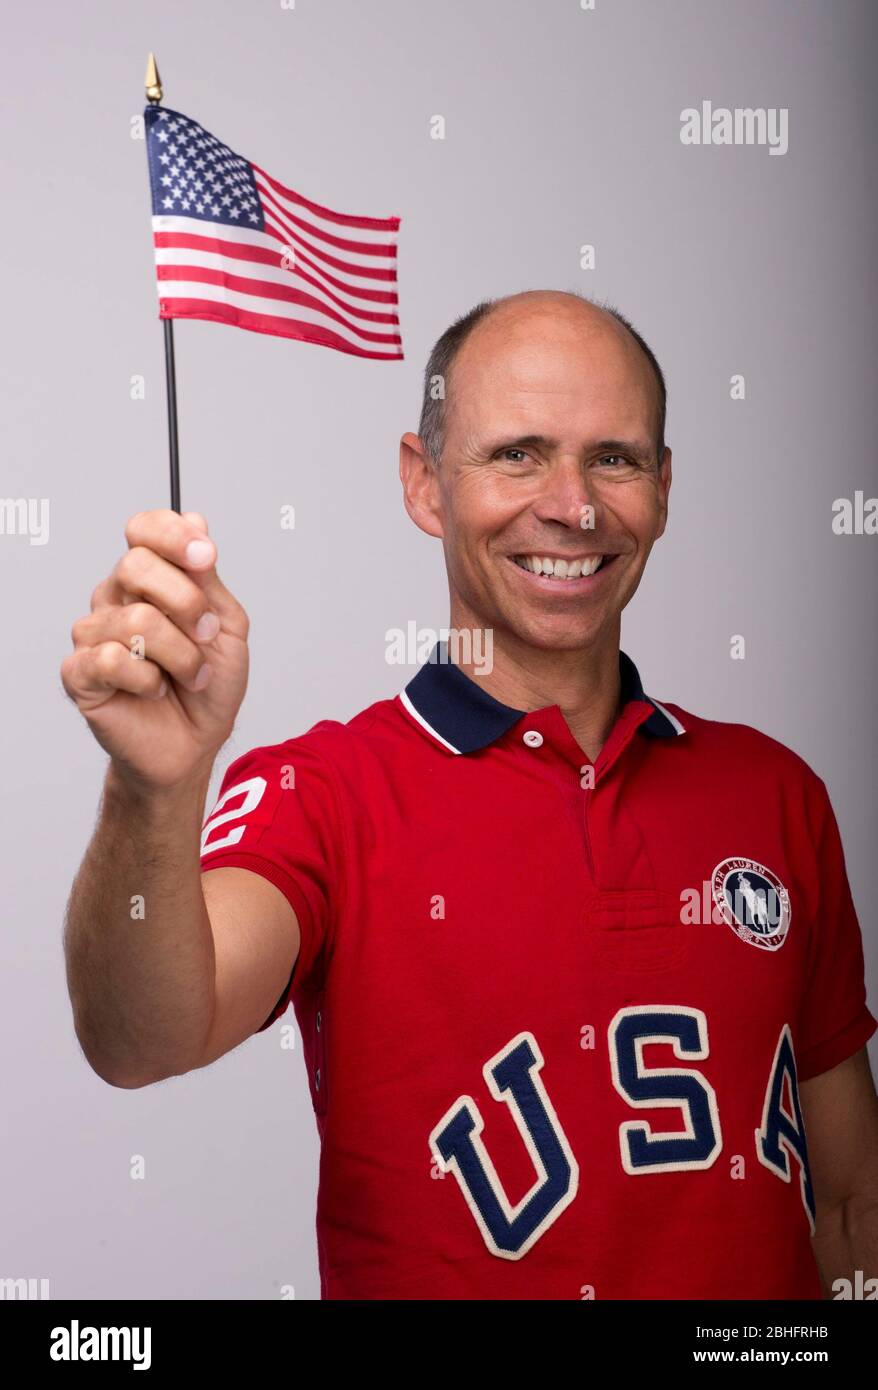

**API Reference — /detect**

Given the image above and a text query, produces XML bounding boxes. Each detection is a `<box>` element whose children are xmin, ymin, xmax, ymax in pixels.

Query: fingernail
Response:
<box><xmin>192</xmin><ymin>664</ymin><xmax>212</xmax><ymax>691</ymax></box>
<box><xmin>185</xmin><ymin>539</ymin><xmax>214</xmax><ymax>567</ymax></box>
<box><xmin>156</xmin><ymin>679</ymin><xmax>168</xmax><ymax>698</ymax></box>
<box><xmin>195</xmin><ymin>611</ymin><xmax>220</xmax><ymax>642</ymax></box>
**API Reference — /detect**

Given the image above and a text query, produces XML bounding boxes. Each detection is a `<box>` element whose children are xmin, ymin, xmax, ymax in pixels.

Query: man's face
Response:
<box><xmin>403</xmin><ymin>297</ymin><xmax>671</xmax><ymax>653</ymax></box>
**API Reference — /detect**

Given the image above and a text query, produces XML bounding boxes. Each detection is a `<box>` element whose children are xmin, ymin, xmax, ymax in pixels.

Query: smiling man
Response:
<box><xmin>401</xmin><ymin>291</ymin><xmax>671</xmax><ymax>761</ymax></box>
<box><xmin>62</xmin><ymin>290</ymin><xmax>878</xmax><ymax>1301</ymax></box>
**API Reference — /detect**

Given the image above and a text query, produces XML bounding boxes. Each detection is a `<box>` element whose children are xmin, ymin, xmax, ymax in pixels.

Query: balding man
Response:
<box><xmin>62</xmin><ymin>290</ymin><xmax>878</xmax><ymax>1301</ymax></box>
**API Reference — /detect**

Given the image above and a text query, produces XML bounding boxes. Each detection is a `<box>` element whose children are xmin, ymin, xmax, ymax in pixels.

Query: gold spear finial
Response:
<box><xmin>145</xmin><ymin>53</ymin><xmax>163</xmax><ymax>104</ymax></box>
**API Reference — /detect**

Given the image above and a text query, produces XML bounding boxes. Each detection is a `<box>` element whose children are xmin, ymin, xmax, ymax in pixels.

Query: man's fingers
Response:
<box><xmin>61</xmin><ymin>644</ymin><xmax>169</xmax><ymax>708</ymax></box>
<box><xmin>124</xmin><ymin>509</ymin><xmax>217</xmax><ymax>574</ymax></box>
<box><xmin>104</xmin><ymin>549</ymin><xmax>218</xmax><ymax>640</ymax></box>
<box><xmin>71</xmin><ymin>604</ymin><xmax>211</xmax><ymax>693</ymax></box>
<box><xmin>182</xmin><ymin>562</ymin><xmax>249</xmax><ymax>639</ymax></box>
<box><xmin>90</xmin><ymin>578</ymin><xmax>115</xmax><ymax>612</ymax></box>
<box><xmin>115</xmin><ymin>511</ymin><xmax>248</xmax><ymax>637</ymax></box>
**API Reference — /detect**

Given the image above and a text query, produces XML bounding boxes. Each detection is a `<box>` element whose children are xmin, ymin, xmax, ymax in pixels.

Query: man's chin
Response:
<box><xmin>495</xmin><ymin>610</ymin><xmax>611</xmax><ymax>654</ymax></box>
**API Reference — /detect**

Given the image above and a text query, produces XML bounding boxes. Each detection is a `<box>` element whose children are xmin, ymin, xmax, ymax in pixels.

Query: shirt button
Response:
<box><xmin>316</xmin><ymin>1011</ymin><xmax>321</xmax><ymax>1032</ymax></box>
<box><xmin>523</xmin><ymin>730</ymin><xmax>543</xmax><ymax>748</ymax></box>
<box><xmin>315</xmin><ymin>1067</ymin><xmax>321</xmax><ymax>1091</ymax></box>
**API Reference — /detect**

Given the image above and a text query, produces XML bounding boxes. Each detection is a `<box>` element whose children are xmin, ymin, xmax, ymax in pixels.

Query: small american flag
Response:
<box><xmin>144</xmin><ymin>105</ymin><xmax>403</xmax><ymax>360</ymax></box>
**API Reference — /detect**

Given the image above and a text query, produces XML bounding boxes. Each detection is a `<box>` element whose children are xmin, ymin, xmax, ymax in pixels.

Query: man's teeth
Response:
<box><xmin>513</xmin><ymin>555</ymin><xmax>606</xmax><ymax>579</ymax></box>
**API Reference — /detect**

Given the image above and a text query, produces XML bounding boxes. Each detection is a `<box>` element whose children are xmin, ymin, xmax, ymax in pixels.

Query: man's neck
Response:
<box><xmin>450</xmin><ymin>622</ymin><xmax>623</xmax><ymax>765</ymax></box>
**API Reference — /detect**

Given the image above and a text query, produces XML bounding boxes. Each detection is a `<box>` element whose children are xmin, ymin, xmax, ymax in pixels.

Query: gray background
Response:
<box><xmin>2</xmin><ymin>0</ymin><xmax>876</xmax><ymax>1298</ymax></box>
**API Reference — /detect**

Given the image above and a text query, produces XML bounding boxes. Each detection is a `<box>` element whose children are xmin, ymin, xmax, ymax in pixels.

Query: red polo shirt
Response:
<box><xmin>199</xmin><ymin>646</ymin><xmax>876</xmax><ymax>1300</ymax></box>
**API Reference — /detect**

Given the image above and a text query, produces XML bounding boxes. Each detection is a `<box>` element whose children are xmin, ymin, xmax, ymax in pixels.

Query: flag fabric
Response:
<box><xmin>144</xmin><ymin>105</ymin><xmax>402</xmax><ymax>360</ymax></box>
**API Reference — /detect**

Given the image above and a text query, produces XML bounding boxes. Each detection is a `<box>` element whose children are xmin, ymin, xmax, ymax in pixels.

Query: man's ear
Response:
<box><xmin>399</xmin><ymin>431</ymin><xmax>444</xmax><ymax>539</ymax></box>
<box><xmin>655</xmin><ymin>446</ymin><xmax>672</xmax><ymax>540</ymax></box>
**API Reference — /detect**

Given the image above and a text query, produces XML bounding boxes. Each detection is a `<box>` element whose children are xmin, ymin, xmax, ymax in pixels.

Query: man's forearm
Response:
<box><xmin>64</xmin><ymin>762</ymin><xmax>216</xmax><ymax>1087</ymax></box>
<box><xmin>812</xmin><ymin>1192</ymin><xmax>878</xmax><ymax>1298</ymax></box>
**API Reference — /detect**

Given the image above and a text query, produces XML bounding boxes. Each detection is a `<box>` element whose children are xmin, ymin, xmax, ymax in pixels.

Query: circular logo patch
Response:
<box><xmin>711</xmin><ymin>857</ymin><xmax>791</xmax><ymax>951</ymax></box>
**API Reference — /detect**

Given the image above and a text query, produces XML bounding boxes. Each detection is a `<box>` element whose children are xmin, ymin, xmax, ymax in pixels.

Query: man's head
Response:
<box><xmin>399</xmin><ymin>289</ymin><xmax>672</xmax><ymax>655</ymax></box>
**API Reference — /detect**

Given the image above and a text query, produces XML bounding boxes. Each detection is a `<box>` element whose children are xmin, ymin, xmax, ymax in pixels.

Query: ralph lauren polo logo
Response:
<box><xmin>711</xmin><ymin>858</ymin><xmax>791</xmax><ymax>952</ymax></box>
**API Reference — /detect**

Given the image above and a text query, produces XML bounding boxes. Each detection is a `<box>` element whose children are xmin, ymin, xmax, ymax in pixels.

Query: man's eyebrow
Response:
<box><xmin>484</xmin><ymin>433</ymin><xmax>558</xmax><ymax>453</ymax></box>
<box><xmin>479</xmin><ymin>433</ymin><xmax>655</xmax><ymax>461</ymax></box>
<box><xmin>591</xmin><ymin>437</ymin><xmax>656</xmax><ymax>462</ymax></box>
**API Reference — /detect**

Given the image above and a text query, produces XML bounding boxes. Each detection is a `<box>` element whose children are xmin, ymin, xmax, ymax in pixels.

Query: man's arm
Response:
<box><xmin>61</xmin><ymin>508</ymin><xmax>297</xmax><ymax>1087</ymax></box>
<box><xmin>64</xmin><ymin>769</ymin><xmax>299</xmax><ymax>1087</ymax></box>
<box><xmin>801</xmin><ymin>1046</ymin><xmax>878</xmax><ymax>1297</ymax></box>
<box><xmin>198</xmin><ymin>866</ymin><xmax>299</xmax><ymax>1067</ymax></box>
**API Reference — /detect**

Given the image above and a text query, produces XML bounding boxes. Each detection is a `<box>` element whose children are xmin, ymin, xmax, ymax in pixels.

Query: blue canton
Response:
<box><xmin>144</xmin><ymin>105</ymin><xmax>265</xmax><ymax>231</ymax></box>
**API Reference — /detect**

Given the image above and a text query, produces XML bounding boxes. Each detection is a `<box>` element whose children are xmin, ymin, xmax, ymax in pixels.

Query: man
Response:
<box><xmin>62</xmin><ymin>290</ymin><xmax>878</xmax><ymax>1300</ymax></box>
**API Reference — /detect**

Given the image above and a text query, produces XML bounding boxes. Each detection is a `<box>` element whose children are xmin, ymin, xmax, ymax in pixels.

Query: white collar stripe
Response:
<box><xmin>398</xmin><ymin>688</ymin><xmax>462</xmax><ymax>754</ymax></box>
<box><xmin>647</xmin><ymin>696</ymin><xmax>686</xmax><ymax>736</ymax></box>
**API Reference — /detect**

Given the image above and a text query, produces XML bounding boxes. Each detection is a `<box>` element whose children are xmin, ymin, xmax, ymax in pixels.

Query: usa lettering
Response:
<box><xmin>429</xmin><ymin>1012</ymin><xmax>813</xmax><ymax>1260</ymax></box>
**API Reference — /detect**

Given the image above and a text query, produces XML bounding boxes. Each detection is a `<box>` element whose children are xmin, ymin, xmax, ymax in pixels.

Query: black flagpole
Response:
<box><xmin>163</xmin><ymin>318</ymin><xmax>181</xmax><ymax>512</ymax></box>
<box><xmin>146</xmin><ymin>52</ymin><xmax>182</xmax><ymax>513</ymax></box>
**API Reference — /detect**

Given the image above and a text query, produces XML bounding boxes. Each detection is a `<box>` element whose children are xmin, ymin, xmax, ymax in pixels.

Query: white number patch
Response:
<box><xmin>200</xmin><ymin>776</ymin><xmax>267</xmax><ymax>856</ymax></box>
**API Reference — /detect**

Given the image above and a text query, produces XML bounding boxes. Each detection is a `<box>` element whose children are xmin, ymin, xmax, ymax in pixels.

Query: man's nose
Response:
<box><xmin>532</xmin><ymin>457</ymin><xmax>598</xmax><ymax>530</ymax></box>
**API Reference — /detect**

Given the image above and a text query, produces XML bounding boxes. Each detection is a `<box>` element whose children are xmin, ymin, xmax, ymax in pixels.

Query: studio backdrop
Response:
<box><xmin>2</xmin><ymin>0</ymin><xmax>876</xmax><ymax>1299</ymax></box>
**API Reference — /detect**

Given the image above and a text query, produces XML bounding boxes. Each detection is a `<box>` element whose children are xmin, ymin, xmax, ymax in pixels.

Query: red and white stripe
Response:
<box><xmin>151</xmin><ymin>163</ymin><xmax>402</xmax><ymax>360</ymax></box>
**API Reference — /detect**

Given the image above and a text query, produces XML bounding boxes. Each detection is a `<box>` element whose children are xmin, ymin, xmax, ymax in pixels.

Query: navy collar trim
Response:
<box><xmin>400</xmin><ymin>642</ymin><xmax>685</xmax><ymax>755</ymax></box>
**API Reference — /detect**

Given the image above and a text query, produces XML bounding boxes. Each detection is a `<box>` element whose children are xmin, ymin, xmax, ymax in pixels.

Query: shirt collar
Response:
<box><xmin>399</xmin><ymin>641</ymin><xmax>685</xmax><ymax>755</ymax></box>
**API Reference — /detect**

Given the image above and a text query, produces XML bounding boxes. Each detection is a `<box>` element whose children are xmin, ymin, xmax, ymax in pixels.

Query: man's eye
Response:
<box><xmin>500</xmin><ymin>448</ymin><xmax>529</xmax><ymax>463</ymax></box>
<box><xmin>600</xmin><ymin>454</ymin><xmax>627</xmax><ymax>467</ymax></box>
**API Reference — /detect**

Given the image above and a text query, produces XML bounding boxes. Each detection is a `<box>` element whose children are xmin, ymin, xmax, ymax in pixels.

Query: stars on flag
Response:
<box><xmin>145</xmin><ymin>106</ymin><xmax>264</xmax><ymax>228</ymax></box>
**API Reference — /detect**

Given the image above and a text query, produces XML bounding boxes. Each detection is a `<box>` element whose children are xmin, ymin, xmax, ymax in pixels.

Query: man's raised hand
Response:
<box><xmin>61</xmin><ymin>510</ymin><xmax>250</xmax><ymax>791</ymax></box>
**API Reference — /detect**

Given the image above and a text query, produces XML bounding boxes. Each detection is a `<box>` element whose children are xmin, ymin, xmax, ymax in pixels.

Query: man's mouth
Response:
<box><xmin>509</xmin><ymin>553</ymin><xmax>617</xmax><ymax>581</ymax></box>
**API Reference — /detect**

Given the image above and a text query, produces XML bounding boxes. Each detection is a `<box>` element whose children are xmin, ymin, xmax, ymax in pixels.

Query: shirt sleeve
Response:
<box><xmin>796</xmin><ymin>775</ymin><xmax>877</xmax><ymax>1081</ymax></box>
<box><xmin>199</xmin><ymin>731</ymin><xmax>343</xmax><ymax>1032</ymax></box>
